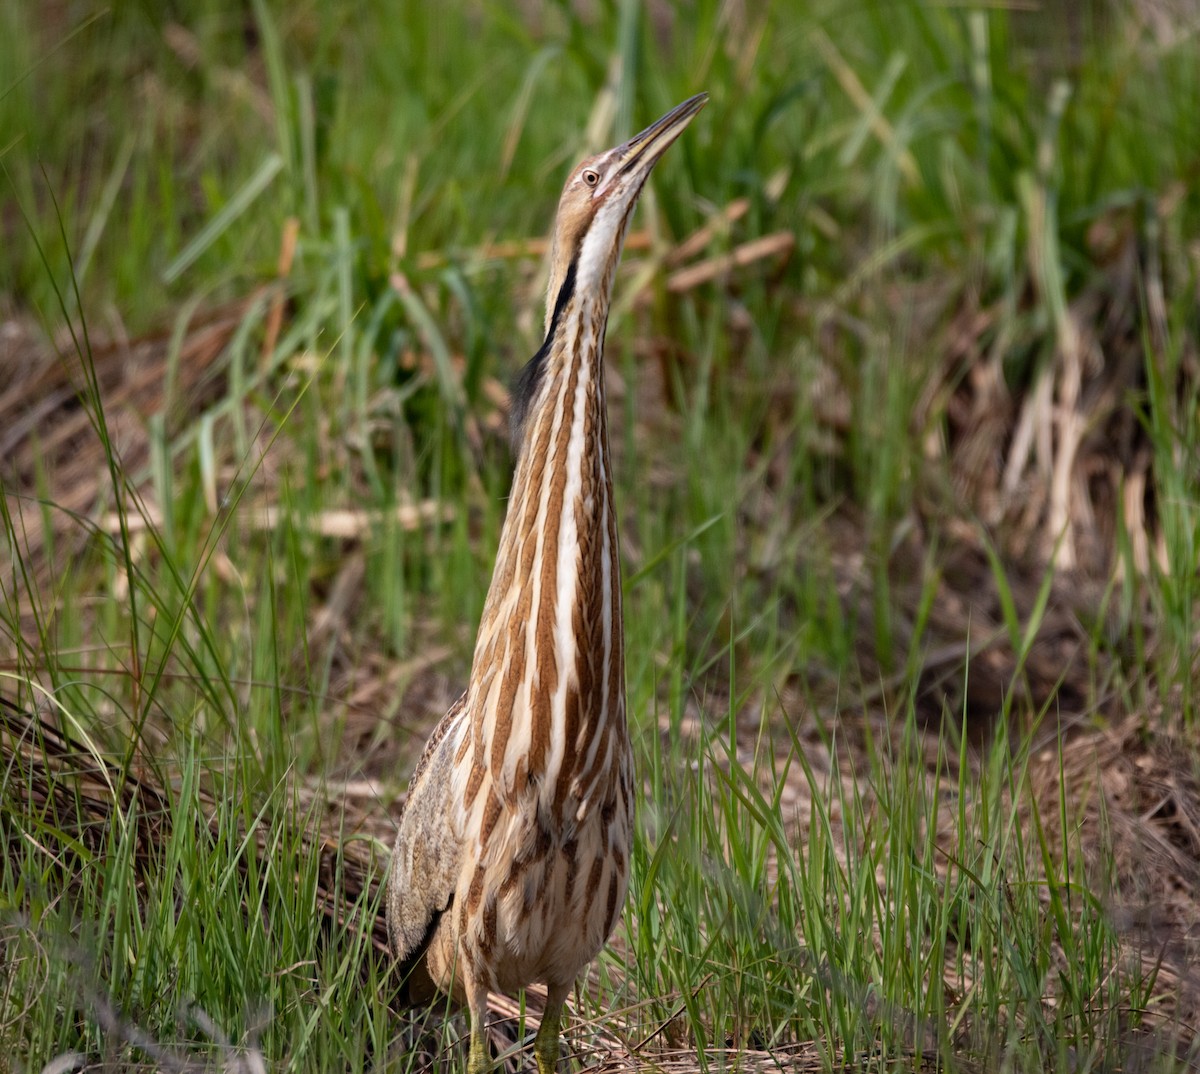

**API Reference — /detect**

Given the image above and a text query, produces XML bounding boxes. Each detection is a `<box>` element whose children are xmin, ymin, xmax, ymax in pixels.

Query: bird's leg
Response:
<box><xmin>467</xmin><ymin>1023</ymin><xmax>490</xmax><ymax>1074</ymax></box>
<box><xmin>532</xmin><ymin>981</ymin><xmax>570</xmax><ymax>1074</ymax></box>
<box><xmin>465</xmin><ymin>972</ymin><xmax>492</xmax><ymax>1074</ymax></box>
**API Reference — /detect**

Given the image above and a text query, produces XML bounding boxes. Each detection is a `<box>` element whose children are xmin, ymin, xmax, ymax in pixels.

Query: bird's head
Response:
<box><xmin>543</xmin><ymin>92</ymin><xmax>707</xmax><ymax>335</ymax></box>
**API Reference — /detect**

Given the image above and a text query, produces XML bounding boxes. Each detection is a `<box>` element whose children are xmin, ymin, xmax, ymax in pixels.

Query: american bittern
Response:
<box><xmin>386</xmin><ymin>92</ymin><xmax>707</xmax><ymax>1073</ymax></box>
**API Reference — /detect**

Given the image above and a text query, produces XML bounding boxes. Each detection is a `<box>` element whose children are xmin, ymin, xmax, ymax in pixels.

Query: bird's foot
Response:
<box><xmin>532</xmin><ymin>1012</ymin><xmax>561</xmax><ymax>1074</ymax></box>
<box><xmin>467</xmin><ymin>1023</ymin><xmax>491</xmax><ymax>1074</ymax></box>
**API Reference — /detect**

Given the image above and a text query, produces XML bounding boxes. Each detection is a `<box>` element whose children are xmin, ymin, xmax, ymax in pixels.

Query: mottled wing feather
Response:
<box><xmin>386</xmin><ymin>693</ymin><xmax>467</xmax><ymax>973</ymax></box>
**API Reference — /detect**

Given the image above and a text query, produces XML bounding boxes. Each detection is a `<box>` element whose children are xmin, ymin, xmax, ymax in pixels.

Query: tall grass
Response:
<box><xmin>3</xmin><ymin>0</ymin><xmax>1199</xmax><ymax>1071</ymax></box>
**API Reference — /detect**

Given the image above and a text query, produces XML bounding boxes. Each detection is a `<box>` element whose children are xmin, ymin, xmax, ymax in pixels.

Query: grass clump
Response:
<box><xmin>3</xmin><ymin>0</ymin><xmax>1200</xmax><ymax>1071</ymax></box>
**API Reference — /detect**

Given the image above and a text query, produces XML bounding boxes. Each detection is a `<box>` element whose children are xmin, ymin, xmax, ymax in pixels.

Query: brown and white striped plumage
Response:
<box><xmin>386</xmin><ymin>93</ymin><xmax>706</xmax><ymax>1074</ymax></box>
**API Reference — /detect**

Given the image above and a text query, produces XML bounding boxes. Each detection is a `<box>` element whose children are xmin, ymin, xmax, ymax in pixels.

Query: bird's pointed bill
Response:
<box><xmin>615</xmin><ymin>92</ymin><xmax>707</xmax><ymax>178</ymax></box>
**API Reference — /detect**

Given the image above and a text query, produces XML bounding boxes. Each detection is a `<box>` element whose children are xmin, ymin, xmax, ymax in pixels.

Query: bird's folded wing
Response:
<box><xmin>387</xmin><ymin>693</ymin><xmax>467</xmax><ymax>964</ymax></box>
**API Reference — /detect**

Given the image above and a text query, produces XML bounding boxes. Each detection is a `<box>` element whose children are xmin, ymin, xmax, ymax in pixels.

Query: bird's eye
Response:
<box><xmin>582</xmin><ymin>169</ymin><xmax>600</xmax><ymax>187</ymax></box>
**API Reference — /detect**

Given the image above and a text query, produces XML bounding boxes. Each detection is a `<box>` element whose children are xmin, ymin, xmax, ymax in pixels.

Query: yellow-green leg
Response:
<box><xmin>466</xmin><ymin>1020</ymin><xmax>490</xmax><ymax>1074</ymax></box>
<box><xmin>533</xmin><ymin>982</ymin><xmax>570</xmax><ymax>1074</ymax></box>
<box><xmin>467</xmin><ymin>978</ymin><xmax>492</xmax><ymax>1074</ymax></box>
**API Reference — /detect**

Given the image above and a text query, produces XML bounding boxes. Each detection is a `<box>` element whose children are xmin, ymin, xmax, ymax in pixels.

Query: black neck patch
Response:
<box><xmin>509</xmin><ymin>257</ymin><xmax>578</xmax><ymax>456</ymax></box>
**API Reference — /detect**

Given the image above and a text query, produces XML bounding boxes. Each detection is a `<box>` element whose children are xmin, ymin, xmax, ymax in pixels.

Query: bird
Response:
<box><xmin>386</xmin><ymin>91</ymin><xmax>707</xmax><ymax>1074</ymax></box>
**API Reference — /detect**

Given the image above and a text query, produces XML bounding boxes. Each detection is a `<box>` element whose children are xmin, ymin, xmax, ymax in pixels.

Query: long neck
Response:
<box><xmin>466</xmin><ymin>275</ymin><xmax>626</xmax><ymax>810</ymax></box>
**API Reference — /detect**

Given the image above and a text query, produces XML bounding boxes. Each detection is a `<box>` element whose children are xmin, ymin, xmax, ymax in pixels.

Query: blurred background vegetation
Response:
<box><xmin>2</xmin><ymin>1</ymin><xmax>1199</xmax><ymax>1071</ymax></box>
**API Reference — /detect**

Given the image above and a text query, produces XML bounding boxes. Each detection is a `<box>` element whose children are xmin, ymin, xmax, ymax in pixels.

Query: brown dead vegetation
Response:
<box><xmin>1</xmin><ymin>187</ymin><xmax>1199</xmax><ymax>1070</ymax></box>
